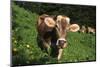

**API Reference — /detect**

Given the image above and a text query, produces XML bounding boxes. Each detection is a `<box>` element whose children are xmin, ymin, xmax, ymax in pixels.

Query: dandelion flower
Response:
<box><xmin>14</xmin><ymin>40</ymin><xmax>17</xmax><ymax>44</ymax></box>
<box><xmin>26</xmin><ymin>45</ymin><xmax>30</xmax><ymax>48</ymax></box>
<box><xmin>13</xmin><ymin>48</ymin><xmax>17</xmax><ymax>52</ymax></box>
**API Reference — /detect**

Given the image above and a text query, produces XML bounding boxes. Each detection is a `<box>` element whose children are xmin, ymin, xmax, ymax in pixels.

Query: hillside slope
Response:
<box><xmin>12</xmin><ymin>3</ymin><xmax>96</xmax><ymax>66</ymax></box>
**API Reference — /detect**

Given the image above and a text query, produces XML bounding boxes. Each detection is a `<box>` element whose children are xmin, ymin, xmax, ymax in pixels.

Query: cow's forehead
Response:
<box><xmin>57</xmin><ymin>15</ymin><xmax>63</xmax><ymax>20</ymax></box>
<box><xmin>57</xmin><ymin>15</ymin><xmax>70</xmax><ymax>24</ymax></box>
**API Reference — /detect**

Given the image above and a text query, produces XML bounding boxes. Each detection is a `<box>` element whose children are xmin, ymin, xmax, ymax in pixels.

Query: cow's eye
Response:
<box><xmin>55</xmin><ymin>24</ymin><xmax>59</xmax><ymax>28</ymax></box>
<box><xmin>64</xmin><ymin>41</ymin><xmax>66</xmax><ymax>43</ymax></box>
<box><xmin>55</xmin><ymin>25</ymin><xmax>57</xmax><ymax>27</ymax></box>
<box><xmin>57</xmin><ymin>20</ymin><xmax>60</xmax><ymax>23</ymax></box>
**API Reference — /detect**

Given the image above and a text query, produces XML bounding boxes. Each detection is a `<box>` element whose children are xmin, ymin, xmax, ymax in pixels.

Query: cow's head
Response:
<box><xmin>38</xmin><ymin>14</ymin><xmax>56</xmax><ymax>32</ymax></box>
<box><xmin>55</xmin><ymin>15</ymin><xmax>80</xmax><ymax>49</ymax></box>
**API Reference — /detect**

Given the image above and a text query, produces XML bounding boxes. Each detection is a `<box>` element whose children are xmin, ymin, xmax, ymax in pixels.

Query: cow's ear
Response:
<box><xmin>44</xmin><ymin>17</ymin><xmax>56</xmax><ymax>27</ymax></box>
<box><xmin>69</xmin><ymin>24</ymin><xmax>80</xmax><ymax>32</ymax></box>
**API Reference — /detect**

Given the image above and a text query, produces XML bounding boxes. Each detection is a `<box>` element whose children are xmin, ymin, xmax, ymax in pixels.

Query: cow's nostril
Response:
<box><xmin>59</xmin><ymin>40</ymin><xmax>65</xmax><ymax>45</ymax></box>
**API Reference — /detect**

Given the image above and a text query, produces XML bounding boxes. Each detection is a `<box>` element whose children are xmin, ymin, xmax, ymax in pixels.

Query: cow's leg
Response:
<box><xmin>46</xmin><ymin>38</ymin><xmax>51</xmax><ymax>56</ymax></box>
<box><xmin>57</xmin><ymin>48</ymin><xmax>63</xmax><ymax>60</ymax></box>
<box><xmin>43</xmin><ymin>40</ymin><xmax>51</xmax><ymax>56</ymax></box>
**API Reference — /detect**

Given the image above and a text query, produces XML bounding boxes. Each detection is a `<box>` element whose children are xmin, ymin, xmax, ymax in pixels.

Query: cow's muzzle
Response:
<box><xmin>56</xmin><ymin>38</ymin><xmax>67</xmax><ymax>48</ymax></box>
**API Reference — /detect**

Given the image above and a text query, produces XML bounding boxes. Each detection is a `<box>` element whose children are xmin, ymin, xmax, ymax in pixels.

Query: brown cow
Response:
<box><xmin>80</xmin><ymin>25</ymin><xmax>86</xmax><ymax>33</ymax></box>
<box><xmin>37</xmin><ymin>14</ymin><xmax>56</xmax><ymax>55</ymax></box>
<box><xmin>87</xmin><ymin>27</ymin><xmax>95</xmax><ymax>34</ymax></box>
<box><xmin>37</xmin><ymin>14</ymin><xmax>80</xmax><ymax>60</ymax></box>
<box><xmin>55</xmin><ymin>15</ymin><xmax>80</xmax><ymax>60</ymax></box>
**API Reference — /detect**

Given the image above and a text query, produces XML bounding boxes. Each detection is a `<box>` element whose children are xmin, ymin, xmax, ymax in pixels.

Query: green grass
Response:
<box><xmin>12</xmin><ymin>3</ymin><xmax>96</xmax><ymax>66</ymax></box>
<box><xmin>62</xmin><ymin>32</ymin><xmax>96</xmax><ymax>63</ymax></box>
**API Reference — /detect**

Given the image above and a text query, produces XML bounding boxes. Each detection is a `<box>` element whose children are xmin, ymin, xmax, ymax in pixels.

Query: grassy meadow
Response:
<box><xmin>12</xmin><ymin>2</ymin><xmax>96</xmax><ymax>66</ymax></box>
